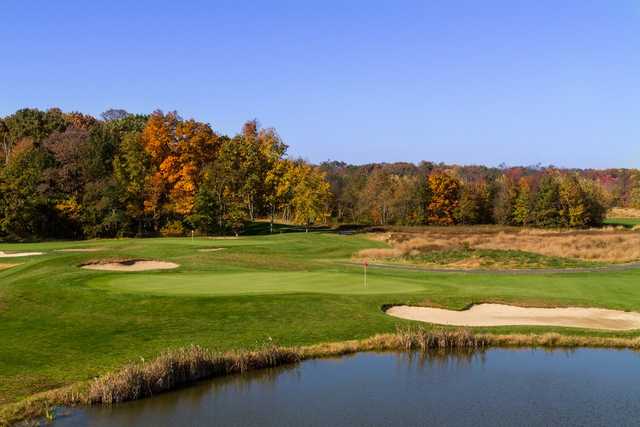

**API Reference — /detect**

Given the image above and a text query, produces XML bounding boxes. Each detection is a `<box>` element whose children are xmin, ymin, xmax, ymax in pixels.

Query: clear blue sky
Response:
<box><xmin>2</xmin><ymin>0</ymin><xmax>639</xmax><ymax>168</ymax></box>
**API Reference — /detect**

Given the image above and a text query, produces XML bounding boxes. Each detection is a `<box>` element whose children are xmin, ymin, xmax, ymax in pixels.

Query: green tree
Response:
<box><xmin>455</xmin><ymin>180</ymin><xmax>490</xmax><ymax>225</ymax></box>
<box><xmin>0</xmin><ymin>144</ymin><xmax>55</xmax><ymax>239</ymax></box>
<box><xmin>533</xmin><ymin>174</ymin><xmax>562</xmax><ymax>227</ymax></box>
<box><xmin>113</xmin><ymin>132</ymin><xmax>150</xmax><ymax>235</ymax></box>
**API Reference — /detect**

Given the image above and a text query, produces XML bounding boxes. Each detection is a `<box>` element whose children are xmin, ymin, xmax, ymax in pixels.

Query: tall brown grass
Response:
<box><xmin>89</xmin><ymin>344</ymin><xmax>300</xmax><ymax>404</ymax></box>
<box><xmin>608</xmin><ymin>207</ymin><xmax>640</xmax><ymax>219</ymax></box>
<box><xmin>357</xmin><ymin>227</ymin><xmax>640</xmax><ymax>263</ymax></box>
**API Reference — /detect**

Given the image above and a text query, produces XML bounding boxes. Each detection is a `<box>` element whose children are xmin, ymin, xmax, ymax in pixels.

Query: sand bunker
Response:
<box><xmin>386</xmin><ymin>303</ymin><xmax>640</xmax><ymax>331</ymax></box>
<box><xmin>0</xmin><ymin>251</ymin><xmax>44</xmax><ymax>258</ymax></box>
<box><xmin>81</xmin><ymin>260</ymin><xmax>179</xmax><ymax>272</ymax></box>
<box><xmin>55</xmin><ymin>248</ymin><xmax>104</xmax><ymax>253</ymax></box>
<box><xmin>198</xmin><ymin>248</ymin><xmax>226</xmax><ymax>252</ymax></box>
<box><xmin>0</xmin><ymin>263</ymin><xmax>19</xmax><ymax>271</ymax></box>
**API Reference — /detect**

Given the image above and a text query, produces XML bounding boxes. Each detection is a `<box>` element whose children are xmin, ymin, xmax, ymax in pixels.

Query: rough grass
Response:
<box><xmin>608</xmin><ymin>207</ymin><xmax>640</xmax><ymax>219</ymax></box>
<box><xmin>358</xmin><ymin>227</ymin><xmax>640</xmax><ymax>263</ymax></box>
<box><xmin>370</xmin><ymin>249</ymin><xmax>597</xmax><ymax>270</ymax></box>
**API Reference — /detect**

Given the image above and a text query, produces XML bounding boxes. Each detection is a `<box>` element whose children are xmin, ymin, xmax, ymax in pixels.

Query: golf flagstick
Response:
<box><xmin>364</xmin><ymin>259</ymin><xmax>368</xmax><ymax>288</ymax></box>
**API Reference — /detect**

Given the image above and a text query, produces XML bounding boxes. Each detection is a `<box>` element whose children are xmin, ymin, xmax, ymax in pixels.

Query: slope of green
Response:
<box><xmin>604</xmin><ymin>217</ymin><xmax>640</xmax><ymax>227</ymax></box>
<box><xmin>1</xmin><ymin>232</ymin><xmax>640</xmax><ymax>404</ymax></box>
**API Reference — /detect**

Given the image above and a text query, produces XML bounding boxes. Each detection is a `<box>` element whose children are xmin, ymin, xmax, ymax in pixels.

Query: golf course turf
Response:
<box><xmin>605</xmin><ymin>217</ymin><xmax>640</xmax><ymax>227</ymax></box>
<box><xmin>2</xmin><ymin>231</ymin><xmax>640</xmax><ymax>409</ymax></box>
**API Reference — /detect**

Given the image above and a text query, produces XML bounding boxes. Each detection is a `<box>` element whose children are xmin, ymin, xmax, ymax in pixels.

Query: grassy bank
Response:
<box><xmin>5</xmin><ymin>328</ymin><xmax>640</xmax><ymax>426</ymax></box>
<box><xmin>2</xmin><ymin>231</ymin><xmax>640</xmax><ymax>418</ymax></box>
<box><xmin>605</xmin><ymin>217</ymin><xmax>640</xmax><ymax>228</ymax></box>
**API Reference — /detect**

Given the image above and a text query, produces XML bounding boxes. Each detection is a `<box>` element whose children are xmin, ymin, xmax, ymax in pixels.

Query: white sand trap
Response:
<box><xmin>198</xmin><ymin>248</ymin><xmax>226</xmax><ymax>252</ymax></box>
<box><xmin>55</xmin><ymin>248</ymin><xmax>104</xmax><ymax>253</ymax></box>
<box><xmin>81</xmin><ymin>260</ymin><xmax>179</xmax><ymax>272</ymax></box>
<box><xmin>386</xmin><ymin>303</ymin><xmax>640</xmax><ymax>331</ymax></box>
<box><xmin>0</xmin><ymin>251</ymin><xmax>44</xmax><ymax>258</ymax></box>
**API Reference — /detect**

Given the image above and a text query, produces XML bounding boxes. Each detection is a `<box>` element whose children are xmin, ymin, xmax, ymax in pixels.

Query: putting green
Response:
<box><xmin>88</xmin><ymin>271</ymin><xmax>427</xmax><ymax>296</ymax></box>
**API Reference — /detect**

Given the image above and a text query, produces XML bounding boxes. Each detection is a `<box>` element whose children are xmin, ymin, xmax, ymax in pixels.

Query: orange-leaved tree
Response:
<box><xmin>427</xmin><ymin>171</ymin><xmax>461</xmax><ymax>225</ymax></box>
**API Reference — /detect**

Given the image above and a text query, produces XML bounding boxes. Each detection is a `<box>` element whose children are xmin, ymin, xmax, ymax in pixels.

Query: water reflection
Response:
<box><xmin>55</xmin><ymin>348</ymin><xmax>640</xmax><ymax>427</ymax></box>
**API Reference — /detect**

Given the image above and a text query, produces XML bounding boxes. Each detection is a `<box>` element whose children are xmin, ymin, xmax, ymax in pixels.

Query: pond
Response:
<box><xmin>54</xmin><ymin>348</ymin><xmax>640</xmax><ymax>426</ymax></box>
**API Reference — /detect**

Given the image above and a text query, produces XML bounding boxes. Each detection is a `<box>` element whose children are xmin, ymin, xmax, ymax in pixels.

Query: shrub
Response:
<box><xmin>160</xmin><ymin>220</ymin><xmax>185</xmax><ymax>237</ymax></box>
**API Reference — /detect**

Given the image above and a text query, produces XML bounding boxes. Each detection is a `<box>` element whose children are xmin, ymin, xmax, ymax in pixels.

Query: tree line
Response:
<box><xmin>0</xmin><ymin>108</ymin><xmax>330</xmax><ymax>239</ymax></box>
<box><xmin>0</xmin><ymin>108</ymin><xmax>637</xmax><ymax>240</ymax></box>
<box><xmin>321</xmin><ymin>161</ymin><xmax>638</xmax><ymax>228</ymax></box>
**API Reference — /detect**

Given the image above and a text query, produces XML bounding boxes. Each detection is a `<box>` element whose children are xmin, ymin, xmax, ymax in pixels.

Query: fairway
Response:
<box><xmin>3</xmin><ymin>232</ymin><xmax>640</xmax><ymax>410</ymax></box>
<box><xmin>605</xmin><ymin>217</ymin><xmax>640</xmax><ymax>227</ymax></box>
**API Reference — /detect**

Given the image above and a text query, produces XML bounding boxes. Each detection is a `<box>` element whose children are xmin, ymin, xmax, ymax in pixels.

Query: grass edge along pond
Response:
<box><xmin>3</xmin><ymin>231</ymin><xmax>640</xmax><ymax>425</ymax></box>
<box><xmin>6</xmin><ymin>327</ymin><xmax>640</xmax><ymax>427</ymax></box>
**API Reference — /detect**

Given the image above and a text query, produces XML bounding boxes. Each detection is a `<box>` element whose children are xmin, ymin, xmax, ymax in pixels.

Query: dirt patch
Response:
<box><xmin>0</xmin><ymin>263</ymin><xmax>19</xmax><ymax>271</ymax></box>
<box><xmin>55</xmin><ymin>248</ymin><xmax>104</xmax><ymax>253</ymax></box>
<box><xmin>81</xmin><ymin>259</ymin><xmax>179</xmax><ymax>272</ymax></box>
<box><xmin>386</xmin><ymin>303</ymin><xmax>640</xmax><ymax>331</ymax></box>
<box><xmin>0</xmin><ymin>251</ymin><xmax>44</xmax><ymax>258</ymax></box>
<box><xmin>197</xmin><ymin>248</ymin><xmax>226</xmax><ymax>252</ymax></box>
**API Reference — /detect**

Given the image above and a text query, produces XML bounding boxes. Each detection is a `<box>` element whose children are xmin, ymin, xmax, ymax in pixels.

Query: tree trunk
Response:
<box><xmin>270</xmin><ymin>204</ymin><xmax>275</xmax><ymax>234</ymax></box>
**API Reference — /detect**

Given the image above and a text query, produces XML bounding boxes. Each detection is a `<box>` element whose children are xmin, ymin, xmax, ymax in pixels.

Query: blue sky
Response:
<box><xmin>2</xmin><ymin>0</ymin><xmax>639</xmax><ymax>168</ymax></box>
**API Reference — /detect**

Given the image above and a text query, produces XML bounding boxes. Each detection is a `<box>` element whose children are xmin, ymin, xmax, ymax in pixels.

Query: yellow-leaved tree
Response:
<box><xmin>426</xmin><ymin>171</ymin><xmax>461</xmax><ymax>225</ymax></box>
<box><xmin>286</xmin><ymin>161</ymin><xmax>331</xmax><ymax>232</ymax></box>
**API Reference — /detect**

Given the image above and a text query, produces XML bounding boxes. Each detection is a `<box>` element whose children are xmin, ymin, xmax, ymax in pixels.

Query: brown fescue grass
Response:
<box><xmin>358</xmin><ymin>227</ymin><xmax>640</xmax><ymax>263</ymax></box>
<box><xmin>6</xmin><ymin>328</ymin><xmax>640</xmax><ymax>426</ymax></box>
<box><xmin>88</xmin><ymin>344</ymin><xmax>300</xmax><ymax>404</ymax></box>
<box><xmin>608</xmin><ymin>207</ymin><xmax>640</xmax><ymax>219</ymax></box>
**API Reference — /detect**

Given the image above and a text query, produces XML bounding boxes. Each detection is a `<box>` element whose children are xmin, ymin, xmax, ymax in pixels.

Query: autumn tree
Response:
<box><xmin>532</xmin><ymin>174</ymin><xmax>562</xmax><ymax>227</ymax></box>
<box><xmin>259</xmin><ymin>128</ymin><xmax>288</xmax><ymax>233</ymax></box>
<box><xmin>558</xmin><ymin>174</ymin><xmax>589</xmax><ymax>227</ymax></box>
<box><xmin>630</xmin><ymin>186</ymin><xmax>640</xmax><ymax>209</ymax></box>
<box><xmin>427</xmin><ymin>172</ymin><xmax>461</xmax><ymax>225</ymax></box>
<box><xmin>0</xmin><ymin>119</ymin><xmax>9</xmax><ymax>164</ymax></box>
<box><xmin>576</xmin><ymin>177</ymin><xmax>606</xmax><ymax>227</ymax></box>
<box><xmin>362</xmin><ymin>168</ymin><xmax>394</xmax><ymax>224</ymax></box>
<box><xmin>512</xmin><ymin>178</ymin><xmax>532</xmax><ymax>226</ymax></box>
<box><xmin>492</xmin><ymin>175</ymin><xmax>518</xmax><ymax>225</ymax></box>
<box><xmin>455</xmin><ymin>180</ymin><xmax>491</xmax><ymax>225</ymax></box>
<box><xmin>287</xmin><ymin>161</ymin><xmax>331</xmax><ymax>231</ymax></box>
<box><xmin>388</xmin><ymin>174</ymin><xmax>424</xmax><ymax>225</ymax></box>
